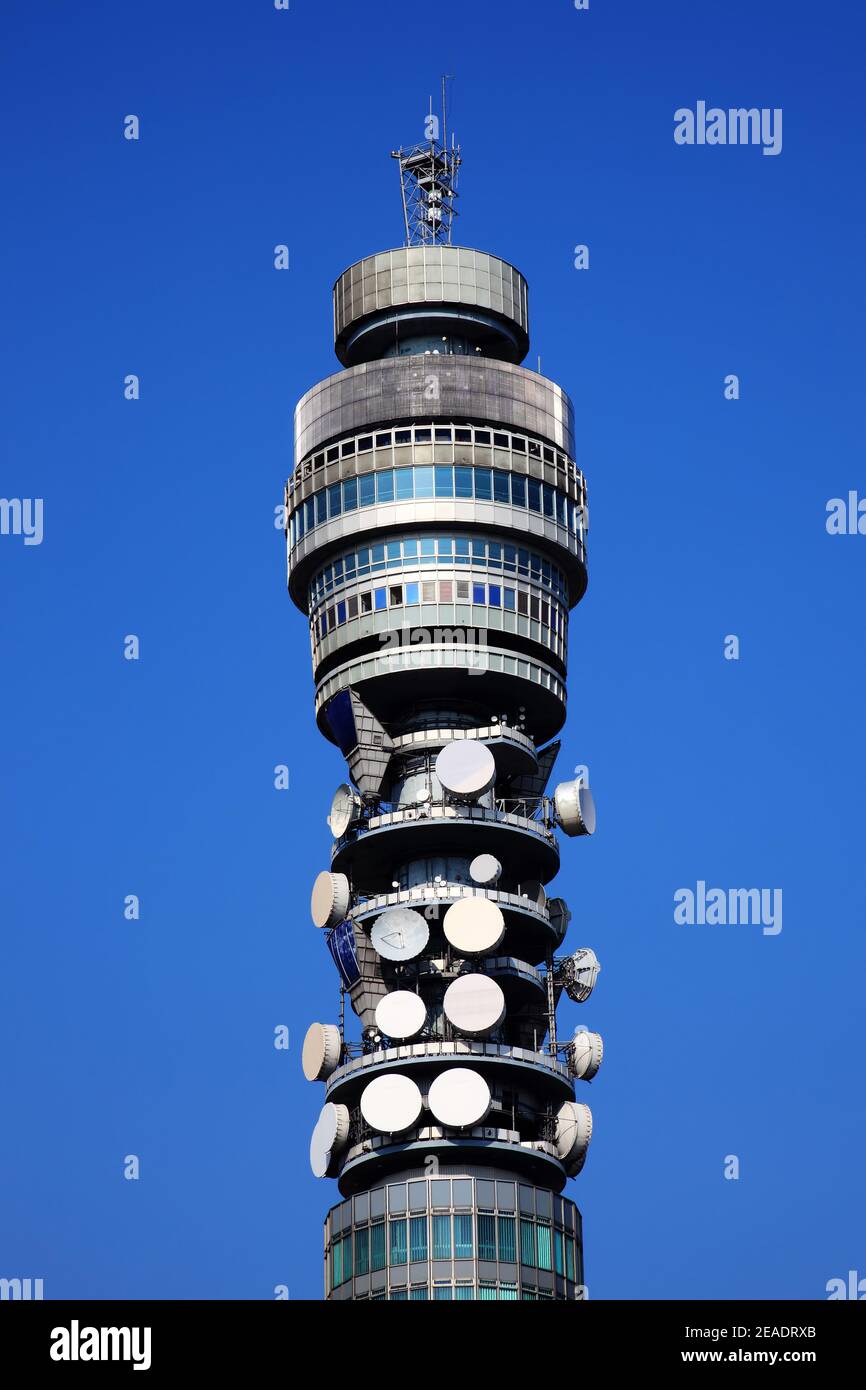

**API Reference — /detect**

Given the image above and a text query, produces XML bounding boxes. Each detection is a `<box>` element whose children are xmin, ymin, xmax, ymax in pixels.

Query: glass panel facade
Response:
<box><xmin>325</xmin><ymin>1180</ymin><xmax>582</xmax><ymax>1301</ymax></box>
<box><xmin>290</xmin><ymin>449</ymin><xmax>585</xmax><ymax>551</ymax></box>
<box><xmin>389</xmin><ymin>1219</ymin><xmax>407</xmax><ymax>1265</ymax></box>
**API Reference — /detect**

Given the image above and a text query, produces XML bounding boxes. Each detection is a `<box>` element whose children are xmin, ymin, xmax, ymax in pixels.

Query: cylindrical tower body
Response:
<box><xmin>288</xmin><ymin>235</ymin><xmax>600</xmax><ymax>1302</ymax></box>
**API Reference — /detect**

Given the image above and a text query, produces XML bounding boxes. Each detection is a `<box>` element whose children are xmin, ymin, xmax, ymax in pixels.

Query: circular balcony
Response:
<box><xmin>330</xmin><ymin>800</ymin><xmax>560</xmax><ymax>888</ymax></box>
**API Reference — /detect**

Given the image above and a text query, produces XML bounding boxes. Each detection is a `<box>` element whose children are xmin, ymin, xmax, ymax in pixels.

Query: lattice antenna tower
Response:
<box><xmin>390</xmin><ymin>78</ymin><xmax>461</xmax><ymax>246</ymax></box>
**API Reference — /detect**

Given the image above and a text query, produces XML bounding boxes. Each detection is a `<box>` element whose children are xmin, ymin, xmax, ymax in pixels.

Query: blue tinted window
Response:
<box><xmin>377</xmin><ymin>470</ymin><xmax>394</xmax><ymax>502</ymax></box>
<box><xmin>372</xmin><ymin>544</ymin><xmax>386</xmax><ymax>571</ymax></box>
<box><xmin>474</xmin><ymin>468</ymin><xmax>492</xmax><ymax>500</ymax></box>
<box><xmin>315</xmin><ymin>492</ymin><xmax>327</xmax><ymax>525</ymax></box>
<box><xmin>493</xmin><ymin>470</ymin><xmax>510</xmax><ymax>503</ymax></box>
<box><xmin>374</xmin><ymin>588</ymin><xmax>387</xmax><ymax>611</ymax></box>
<box><xmin>454</xmin><ymin>1214</ymin><xmax>473</xmax><ymax>1259</ymax></box>
<box><xmin>455</xmin><ymin>466</ymin><xmax>473</xmax><ymax>498</ymax></box>
<box><xmin>455</xmin><ymin>538</ymin><xmax>470</xmax><ymax>563</ymax></box>
<box><xmin>414</xmin><ymin>467</ymin><xmax>434</xmax><ymax>498</ymax></box>
<box><xmin>435</xmin><ymin>466</ymin><xmax>453</xmax><ymax>498</ymax></box>
<box><xmin>328</xmin><ymin>484</ymin><xmax>341</xmax><ymax>517</ymax></box>
<box><xmin>504</xmin><ymin>588</ymin><xmax>516</xmax><ymax>610</ymax></box>
<box><xmin>421</xmin><ymin>538</ymin><xmax>436</xmax><ymax>560</ymax></box>
<box><xmin>437</xmin><ymin>538</ymin><xmax>453</xmax><ymax>557</ymax></box>
<box><xmin>406</xmin><ymin>582</ymin><xmax>420</xmax><ymax>604</ymax></box>
<box><xmin>359</xmin><ymin>474</ymin><xmax>375</xmax><ymax>508</ymax></box>
<box><xmin>473</xmin><ymin>584</ymin><xmax>486</xmax><ymax>604</ymax></box>
<box><xmin>511</xmin><ymin>475</ymin><xmax>526</xmax><ymax>507</ymax></box>
<box><xmin>403</xmin><ymin>538</ymin><xmax>418</xmax><ymax>558</ymax></box>
<box><xmin>488</xmin><ymin>585</ymin><xmax>501</xmax><ymax>607</ymax></box>
<box><xmin>395</xmin><ymin>468</ymin><xmax>413</xmax><ymax>500</ymax></box>
<box><xmin>556</xmin><ymin>491</ymin><xmax>567</xmax><ymax>525</ymax></box>
<box><xmin>387</xmin><ymin>541</ymin><xmax>401</xmax><ymax>561</ymax></box>
<box><xmin>343</xmin><ymin>478</ymin><xmax>357</xmax><ymax>511</ymax></box>
<box><xmin>528</xmin><ymin>480</ymin><xmax>541</xmax><ymax>512</ymax></box>
<box><xmin>542</xmin><ymin>484</ymin><xmax>554</xmax><ymax>518</ymax></box>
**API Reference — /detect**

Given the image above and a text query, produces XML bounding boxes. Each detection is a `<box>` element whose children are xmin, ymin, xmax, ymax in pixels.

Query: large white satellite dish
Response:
<box><xmin>310</xmin><ymin>871</ymin><xmax>350</xmax><ymax>929</ymax></box>
<box><xmin>427</xmin><ymin>1067</ymin><xmax>491</xmax><ymax>1128</ymax></box>
<box><xmin>562</xmin><ymin>947</ymin><xmax>601</xmax><ymax>1003</ymax></box>
<box><xmin>302</xmin><ymin>1022</ymin><xmax>342</xmax><ymax>1081</ymax></box>
<box><xmin>553</xmin><ymin>779</ymin><xmax>596</xmax><ymax>837</ymax></box>
<box><xmin>359</xmin><ymin>1073</ymin><xmax>423</xmax><ymax>1134</ymax></box>
<box><xmin>375</xmin><ymin>991</ymin><xmax>427</xmax><ymax>1040</ymax></box>
<box><xmin>555</xmin><ymin>1100</ymin><xmax>593</xmax><ymax>1175</ymax></box>
<box><xmin>443</xmin><ymin>897</ymin><xmax>505</xmax><ymax>956</ymax></box>
<box><xmin>443</xmin><ymin>973</ymin><xmax>505</xmax><ymax>1036</ymax></box>
<box><xmin>370</xmin><ymin>907</ymin><xmax>429</xmax><ymax>962</ymax></box>
<box><xmin>435</xmin><ymin>740</ymin><xmax>496</xmax><ymax>799</ymax></box>
<box><xmin>327</xmin><ymin>783</ymin><xmax>361</xmax><ymax>838</ymax></box>
<box><xmin>309</xmin><ymin>1102</ymin><xmax>350</xmax><ymax>1178</ymax></box>
<box><xmin>469</xmin><ymin>853</ymin><xmax>502</xmax><ymax>887</ymax></box>
<box><xmin>570</xmin><ymin>1028</ymin><xmax>604</xmax><ymax>1080</ymax></box>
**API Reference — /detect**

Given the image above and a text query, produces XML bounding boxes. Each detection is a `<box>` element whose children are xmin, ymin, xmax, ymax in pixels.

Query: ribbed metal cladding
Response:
<box><xmin>294</xmin><ymin>356</ymin><xmax>576</xmax><ymax>462</ymax></box>
<box><xmin>333</xmin><ymin>247</ymin><xmax>529</xmax><ymax>366</ymax></box>
<box><xmin>289</xmin><ymin>233</ymin><xmax>600</xmax><ymax>1303</ymax></box>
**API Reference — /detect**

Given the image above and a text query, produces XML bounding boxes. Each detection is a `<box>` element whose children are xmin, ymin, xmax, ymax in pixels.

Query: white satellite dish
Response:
<box><xmin>427</xmin><ymin>1067</ymin><xmax>491</xmax><ymax>1128</ymax></box>
<box><xmin>309</xmin><ymin>871</ymin><xmax>350</xmax><ymax>929</ymax></box>
<box><xmin>521</xmin><ymin>879</ymin><xmax>547</xmax><ymax>911</ymax></box>
<box><xmin>327</xmin><ymin>783</ymin><xmax>361</xmax><ymax>838</ymax></box>
<box><xmin>555</xmin><ymin>1100</ymin><xmax>593</xmax><ymax>1175</ymax></box>
<box><xmin>309</xmin><ymin>1102</ymin><xmax>350</xmax><ymax>1178</ymax></box>
<box><xmin>443</xmin><ymin>973</ymin><xmax>506</xmax><ymax>1036</ymax></box>
<box><xmin>359</xmin><ymin>1073</ymin><xmax>424</xmax><ymax>1134</ymax></box>
<box><xmin>435</xmin><ymin>740</ymin><xmax>496</xmax><ymax>799</ymax></box>
<box><xmin>562</xmin><ymin>947</ymin><xmax>601</xmax><ymax>1003</ymax></box>
<box><xmin>469</xmin><ymin>853</ymin><xmax>502</xmax><ymax>887</ymax></box>
<box><xmin>553</xmin><ymin>779</ymin><xmax>596</xmax><ymax>837</ymax></box>
<box><xmin>375</xmin><ymin>991</ymin><xmax>427</xmax><ymax>1040</ymax></box>
<box><xmin>570</xmin><ymin>1029</ymin><xmax>604</xmax><ymax>1080</ymax></box>
<box><xmin>302</xmin><ymin>1022</ymin><xmax>342</xmax><ymax>1081</ymax></box>
<box><xmin>443</xmin><ymin>897</ymin><xmax>505</xmax><ymax>956</ymax></box>
<box><xmin>370</xmin><ymin>906</ymin><xmax>429</xmax><ymax>962</ymax></box>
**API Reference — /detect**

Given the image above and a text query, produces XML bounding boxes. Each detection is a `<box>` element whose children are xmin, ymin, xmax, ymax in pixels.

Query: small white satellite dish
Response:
<box><xmin>443</xmin><ymin>973</ymin><xmax>506</xmax><ymax>1036</ymax></box>
<box><xmin>375</xmin><ymin>991</ymin><xmax>427</xmax><ymax>1040</ymax></box>
<box><xmin>562</xmin><ymin>947</ymin><xmax>601</xmax><ymax>1003</ymax></box>
<box><xmin>555</xmin><ymin>1100</ymin><xmax>593</xmax><ymax>1175</ymax></box>
<box><xmin>435</xmin><ymin>740</ymin><xmax>496</xmax><ymax>799</ymax></box>
<box><xmin>327</xmin><ymin>783</ymin><xmax>361</xmax><ymax>838</ymax></box>
<box><xmin>310</xmin><ymin>871</ymin><xmax>351</xmax><ymax>929</ymax></box>
<box><xmin>443</xmin><ymin>897</ymin><xmax>505</xmax><ymax>956</ymax></box>
<box><xmin>570</xmin><ymin>1029</ymin><xmax>604</xmax><ymax>1080</ymax></box>
<box><xmin>301</xmin><ymin>1022</ymin><xmax>342</xmax><ymax>1081</ymax></box>
<box><xmin>553</xmin><ymin>779</ymin><xmax>596</xmax><ymax>837</ymax></box>
<box><xmin>370</xmin><ymin>907</ymin><xmax>430</xmax><ymax>962</ymax></box>
<box><xmin>427</xmin><ymin>1067</ymin><xmax>491</xmax><ymax>1128</ymax></box>
<box><xmin>521</xmin><ymin>880</ymin><xmax>547</xmax><ymax>911</ymax></box>
<box><xmin>469</xmin><ymin>853</ymin><xmax>502</xmax><ymax>887</ymax></box>
<box><xmin>359</xmin><ymin>1073</ymin><xmax>424</xmax><ymax>1133</ymax></box>
<box><xmin>309</xmin><ymin>1102</ymin><xmax>351</xmax><ymax>1178</ymax></box>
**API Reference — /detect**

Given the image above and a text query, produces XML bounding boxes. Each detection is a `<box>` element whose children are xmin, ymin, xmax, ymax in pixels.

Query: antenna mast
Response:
<box><xmin>390</xmin><ymin>77</ymin><xmax>461</xmax><ymax>247</ymax></box>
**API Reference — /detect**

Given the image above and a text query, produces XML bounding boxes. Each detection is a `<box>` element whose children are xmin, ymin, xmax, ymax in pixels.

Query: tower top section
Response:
<box><xmin>390</xmin><ymin>84</ymin><xmax>461</xmax><ymax>247</ymax></box>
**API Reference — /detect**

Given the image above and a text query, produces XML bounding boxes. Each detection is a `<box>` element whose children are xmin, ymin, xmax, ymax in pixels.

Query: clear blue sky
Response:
<box><xmin>2</xmin><ymin>0</ymin><xmax>864</xmax><ymax>1301</ymax></box>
